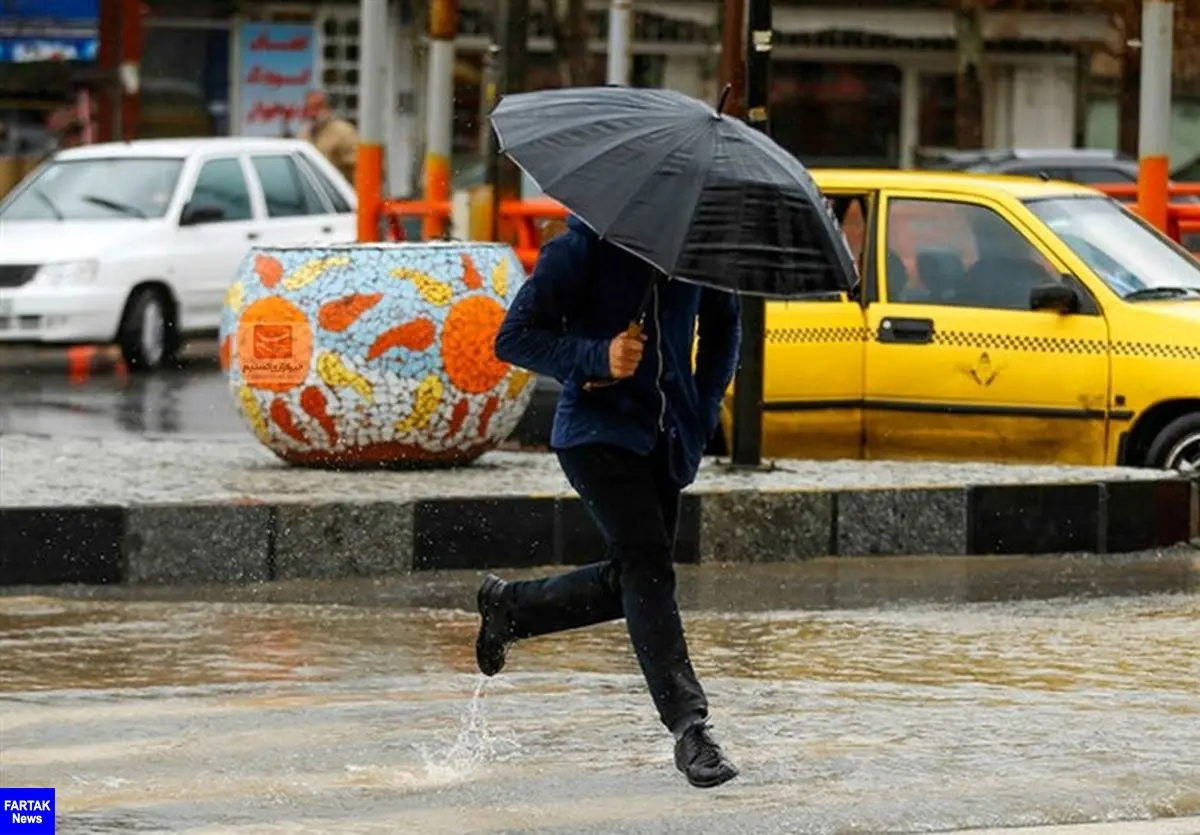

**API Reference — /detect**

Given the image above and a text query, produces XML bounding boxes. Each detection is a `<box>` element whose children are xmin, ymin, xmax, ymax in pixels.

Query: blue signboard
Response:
<box><xmin>237</xmin><ymin>23</ymin><xmax>316</xmax><ymax>137</ymax></box>
<box><xmin>0</xmin><ymin>35</ymin><xmax>96</xmax><ymax>62</ymax></box>
<box><xmin>1</xmin><ymin>0</ymin><xmax>98</xmax><ymax>62</ymax></box>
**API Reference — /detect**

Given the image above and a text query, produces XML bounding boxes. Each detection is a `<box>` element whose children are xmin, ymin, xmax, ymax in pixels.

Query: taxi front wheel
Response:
<box><xmin>1146</xmin><ymin>413</ymin><xmax>1200</xmax><ymax>474</ymax></box>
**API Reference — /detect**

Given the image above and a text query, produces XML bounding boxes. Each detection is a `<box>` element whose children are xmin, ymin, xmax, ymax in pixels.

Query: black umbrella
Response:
<box><xmin>488</xmin><ymin>84</ymin><xmax>858</xmax><ymax>300</ymax></box>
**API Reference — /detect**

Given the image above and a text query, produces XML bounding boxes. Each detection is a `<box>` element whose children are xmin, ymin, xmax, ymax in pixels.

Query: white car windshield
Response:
<box><xmin>0</xmin><ymin>157</ymin><xmax>184</xmax><ymax>221</ymax></box>
<box><xmin>1026</xmin><ymin>196</ymin><xmax>1200</xmax><ymax>300</ymax></box>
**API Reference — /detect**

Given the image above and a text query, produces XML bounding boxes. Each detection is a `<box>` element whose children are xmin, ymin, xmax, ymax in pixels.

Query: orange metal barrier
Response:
<box><xmin>1169</xmin><ymin>204</ymin><xmax>1200</xmax><ymax>253</ymax></box>
<box><xmin>1091</xmin><ymin>183</ymin><xmax>1200</xmax><ymax>255</ymax></box>
<box><xmin>380</xmin><ymin>196</ymin><xmax>568</xmax><ymax>270</ymax></box>
<box><xmin>1091</xmin><ymin>183</ymin><xmax>1200</xmax><ymax>202</ymax></box>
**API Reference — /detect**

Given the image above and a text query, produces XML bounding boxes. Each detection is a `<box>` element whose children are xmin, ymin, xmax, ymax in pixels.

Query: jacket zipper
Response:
<box><xmin>653</xmin><ymin>283</ymin><xmax>666</xmax><ymax>432</ymax></box>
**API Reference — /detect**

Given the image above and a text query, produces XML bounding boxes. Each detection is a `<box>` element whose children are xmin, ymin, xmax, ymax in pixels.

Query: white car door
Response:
<box><xmin>248</xmin><ymin>152</ymin><xmax>349</xmax><ymax>246</ymax></box>
<box><xmin>173</xmin><ymin>154</ymin><xmax>264</xmax><ymax>330</ymax></box>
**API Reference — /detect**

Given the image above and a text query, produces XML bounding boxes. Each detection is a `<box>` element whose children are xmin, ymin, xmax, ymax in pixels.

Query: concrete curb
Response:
<box><xmin>2</xmin><ymin>479</ymin><xmax>1196</xmax><ymax>586</ymax></box>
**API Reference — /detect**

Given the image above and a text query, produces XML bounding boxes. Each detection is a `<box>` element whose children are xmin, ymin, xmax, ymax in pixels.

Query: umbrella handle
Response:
<box><xmin>582</xmin><ymin>321</ymin><xmax>643</xmax><ymax>390</ymax></box>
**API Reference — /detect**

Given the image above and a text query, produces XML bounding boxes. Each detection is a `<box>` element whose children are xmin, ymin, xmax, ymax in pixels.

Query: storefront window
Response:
<box><xmin>0</xmin><ymin>61</ymin><xmax>76</xmax><ymax>156</ymax></box>
<box><xmin>771</xmin><ymin>61</ymin><xmax>901</xmax><ymax>168</ymax></box>
<box><xmin>321</xmin><ymin>13</ymin><xmax>360</xmax><ymax>121</ymax></box>
<box><xmin>140</xmin><ymin>25</ymin><xmax>230</xmax><ymax>137</ymax></box>
<box><xmin>918</xmin><ymin>73</ymin><xmax>957</xmax><ymax>151</ymax></box>
<box><xmin>141</xmin><ymin>0</ymin><xmax>237</xmax><ymax>19</ymax></box>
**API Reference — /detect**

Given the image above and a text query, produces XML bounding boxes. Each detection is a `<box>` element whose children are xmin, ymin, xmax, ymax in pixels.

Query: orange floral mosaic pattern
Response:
<box><xmin>217</xmin><ymin>243</ymin><xmax>535</xmax><ymax>468</ymax></box>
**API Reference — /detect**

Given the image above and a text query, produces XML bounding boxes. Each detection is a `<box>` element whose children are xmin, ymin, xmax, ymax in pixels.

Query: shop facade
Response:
<box><xmin>11</xmin><ymin>0</ymin><xmax>1194</xmax><ymax>200</ymax></box>
<box><xmin>217</xmin><ymin>0</ymin><xmax>1109</xmax><ymax>196</ymax></box>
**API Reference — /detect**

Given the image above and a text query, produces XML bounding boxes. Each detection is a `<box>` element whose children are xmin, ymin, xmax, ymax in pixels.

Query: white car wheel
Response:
<box><xmin>118</xmin><ymin>287</ymin><xmax>176</xmax><ymax>372</ymax></box>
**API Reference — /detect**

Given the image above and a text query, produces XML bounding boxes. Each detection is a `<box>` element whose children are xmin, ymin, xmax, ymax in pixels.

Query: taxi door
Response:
<box><xmin>861</xmin><ymin>190</ymin><xmax>1114</xmax><ymax>466</ymax></box>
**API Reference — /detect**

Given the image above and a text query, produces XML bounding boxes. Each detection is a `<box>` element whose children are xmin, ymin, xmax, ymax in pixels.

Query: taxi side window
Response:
<box><xmin>885</xmin><ymin>198</ymin><xmax>1059</xmax><ymax>311</ymax></box>
<box><xmin>829</xmin><ymin>194</ymin><xmax>869</xmax><ymax>276</ymax></box>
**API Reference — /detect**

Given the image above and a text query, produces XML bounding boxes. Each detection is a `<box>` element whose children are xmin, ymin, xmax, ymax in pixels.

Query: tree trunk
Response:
<box><xmin>953</xmin><ymin>0</ymin><xmax>986</xmax><ymax>150</ymax></box>
<box><xmin>546</xmin><ymin>0</ymin><xmax>594</xmax><ymax>87</ymax></box>
<box><xmin>1117</xmin><ymin>0</ymin><xmax>1141</xmax><ymax>157</ymax></box>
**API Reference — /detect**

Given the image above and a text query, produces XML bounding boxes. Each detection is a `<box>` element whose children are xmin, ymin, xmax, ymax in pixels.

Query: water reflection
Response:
<box><xmin>0</xmin><ymin>364</ymin><xmax>241</xmax><ymax>438</ymax></box>
<box><xmin>1</xmin><ymin>559</ymin><xmax>1198</xmax><ymax>834</ymax></box>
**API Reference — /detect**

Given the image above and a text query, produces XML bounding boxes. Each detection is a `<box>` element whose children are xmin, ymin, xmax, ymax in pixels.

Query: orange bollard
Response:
<box><xmin>66</xmin><ymin>345</ymin><xmax>94</xmax><ymax>383</ymax></box>
<box><xmin>1136</xmin><ymin>0</ymin><xmax>1174</xmax><ymax>233</ymax></box>
<box><xmin>355</xmin><ymin>142</ymin><xmax>383</xmax><ymax>243</ymax></box>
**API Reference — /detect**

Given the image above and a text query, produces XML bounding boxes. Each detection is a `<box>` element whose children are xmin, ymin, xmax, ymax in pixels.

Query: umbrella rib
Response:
<box><xmin>488</xmin><ymin>147</ymin><xmax>680</xmax><ymax>280</ymax></box>
<box><xmin>492</xmin><ymin>112</ymin><xmax>683</xmax><ymax>156</ymax></box>
<box><xmin>582</xmin><ymin>120</ymin><xmax>713</xmax><ymax>240</ymax></box>
<box><xmin>656</xmin><ymin>122</ymin><xmax>717</xmax><ymax>277</ymax></box>
<box><xmin>734</xmin><ymin>125</ymin><xmax>823</xmax><ymax>190</ymax></box>
<box><xmin>529</xmin><ymin>121</ymin><xmax>696</xmax><ymax>199</ymax></box>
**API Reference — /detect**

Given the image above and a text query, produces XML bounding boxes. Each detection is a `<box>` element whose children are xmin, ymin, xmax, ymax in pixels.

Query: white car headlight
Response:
<box><xmin>35</xmin><ymin>259</ymin><xmax>100</xmax><ymax>286</ymax></box>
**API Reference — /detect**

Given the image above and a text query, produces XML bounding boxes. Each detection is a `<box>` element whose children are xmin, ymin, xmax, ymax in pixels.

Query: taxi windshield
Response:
<box><xmin>1025</xmin><ymin>196</ymin><xmax>1200</xmax><ymax>300</ymax></box>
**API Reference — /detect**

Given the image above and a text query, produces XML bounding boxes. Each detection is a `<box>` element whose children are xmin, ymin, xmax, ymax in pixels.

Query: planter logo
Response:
<box><xmin>0</xmin><ymin>788</ymin><xmax>54</xmax><ymax>833</ymax></box>
<box><xmin>236</xmin><ymin>296</ymin><xmax>314</xmax><ymax>392</ymax></box>
<box><xmin>252</xmin><ymin>323</ymin><xmax>295</xmax><ymax>359</ymax></box>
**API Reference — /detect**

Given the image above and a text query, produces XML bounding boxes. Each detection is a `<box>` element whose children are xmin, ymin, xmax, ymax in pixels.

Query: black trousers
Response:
<box><xmin>506</xmin><ymin>439</ymin><xmax>709</xmax><ymax>736</ymax></box>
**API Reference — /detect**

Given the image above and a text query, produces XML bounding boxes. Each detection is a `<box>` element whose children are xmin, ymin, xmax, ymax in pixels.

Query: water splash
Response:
<box><xmin>344</xmin><ymin>676</ymin><xmax>521</xmax><ymax>791</ymax></box>
<box><xmin>417</xmin><ymin>676</ymin><xmax>522</xmax><ymax>778</ymax></box>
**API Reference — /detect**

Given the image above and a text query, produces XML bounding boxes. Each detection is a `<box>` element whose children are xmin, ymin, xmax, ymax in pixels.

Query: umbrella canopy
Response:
<box><xmin>489</xmin><ymin>85</ymin><xmax>858</xmax><ymax>298</ymax></box>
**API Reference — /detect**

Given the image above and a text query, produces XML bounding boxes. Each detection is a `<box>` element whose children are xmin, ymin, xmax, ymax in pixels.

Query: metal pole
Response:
<box><xmin>424</xmin><ymin>0</ymin><xmax>458</xmax><ymax>239</ymax></box>
<box><xmin>1137</xmin><ymin>0</ymin><xmax>1173</xmax><ymax>233</ymax></box>
<box><xmin>117</xmin><ymin>0</ymin><xmax>141</xmax><ymax>141</ymax></box>
<box><xmin>356</xmin><ymin>0</ymin><xmax>389</xmax><ymax>242</ymax></box>
<box><xmin>479</xmin><ymin>37</ymin><xmax>501</xmax><ymax>240</ymax></box>
<box><xmin>606</xmin><ymin>0</ymin><xmax>632</xmax><ymax>85</ymax></box>
<box><xmin>495</xmin><ymin>0</ymin><xmax>528</xmax><ymax>237</ymax></box>
<box><xmin>729</xmin><ymin>0</ymin><xmax>770</xmax><ymax>469</ymax></box>
<box><xmin>482</xmin><ymin>0</ymin><xmax>509</xmax><ymax>241</ymax></box>
<box><xmin>96</xmin><ymin>0</ymin><xmax>119</xmax><ymax>142</ymax></box>
<box><xmin>718</xmin><ymin>0</ymin><xmax>745</xmax><ymax>118</ymax></box>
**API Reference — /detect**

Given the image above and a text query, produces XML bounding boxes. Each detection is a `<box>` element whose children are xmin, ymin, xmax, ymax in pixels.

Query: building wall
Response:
<box><xmin>661</xmin><ymin>55</ymin><xmax>715</xmax><ymax>103</ymax></box>
<box><xmin>1085</xmin><ymin>99</ymin><xmax>1200</xmax><ymax>167</ymax></box>
<box><xmin>1009</xmin><ymin>63</ymin><xmax>1078</xmax><ymax>148</ymax></box>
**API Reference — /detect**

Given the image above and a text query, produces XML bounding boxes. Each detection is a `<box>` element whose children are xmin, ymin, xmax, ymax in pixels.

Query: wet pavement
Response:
<box><xmin>2</xmin><ymin>556</ymin><xmax>1199</xmax><ymax>834</ymax></box>
<box><xmin>0</xmin><ymin>347</ymin><xmax>556</xmax><ymax>446</ymax></box>
<box><xmin>0</xmin><ymin>363</ymin><xmax>243</xmax><ymax>438</ymax></box>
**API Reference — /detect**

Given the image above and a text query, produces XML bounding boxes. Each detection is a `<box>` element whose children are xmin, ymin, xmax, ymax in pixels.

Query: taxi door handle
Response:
<box><xmin>877</xmin><ymin>317</ymin><xmax>934</xmax><ymax>345</ymax></box>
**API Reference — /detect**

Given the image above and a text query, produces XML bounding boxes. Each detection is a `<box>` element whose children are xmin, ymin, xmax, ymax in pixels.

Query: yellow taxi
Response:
<box><xmin>716</xmin><ymin>170</ymin><xmax>1200</xmax><ymax>472</ymax></box>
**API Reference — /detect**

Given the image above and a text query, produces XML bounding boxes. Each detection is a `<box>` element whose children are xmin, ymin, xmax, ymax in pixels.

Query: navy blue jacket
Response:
<box><xmin>494</xmin><ymin>216</ymin><xmax>741</xmax><ymax>488</ymax></box>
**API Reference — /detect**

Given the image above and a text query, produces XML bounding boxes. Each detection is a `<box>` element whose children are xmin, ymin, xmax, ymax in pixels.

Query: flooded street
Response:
<box><xmin>2</xmin><ymin>558</ymin><xmax>1199</xmax><ymax>835</ymax></box>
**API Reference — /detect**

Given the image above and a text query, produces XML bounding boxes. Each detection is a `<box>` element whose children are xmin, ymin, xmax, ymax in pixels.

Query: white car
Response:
<box><xmin>0</xmin><ymin>137</ymin><xmax>358</xmax><ymax>370</ymax></box>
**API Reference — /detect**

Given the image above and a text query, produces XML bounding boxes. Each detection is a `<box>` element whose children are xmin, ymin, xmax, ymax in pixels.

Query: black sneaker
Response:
<box><xmin>475</xmin><ymin>573</ymin><xmax>513</xmax><ymax>676</ymax></box>
<box><xmin>674</xmin><ymin>723</ymin><xmax>739</xmax><ymax>789</ymax></box>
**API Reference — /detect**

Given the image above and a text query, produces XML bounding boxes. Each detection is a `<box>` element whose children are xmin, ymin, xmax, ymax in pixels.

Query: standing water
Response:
<box><xmin>0</xmin><ymin>557</ymin><xmax>1198</xmax><ymax>834</ymax></box>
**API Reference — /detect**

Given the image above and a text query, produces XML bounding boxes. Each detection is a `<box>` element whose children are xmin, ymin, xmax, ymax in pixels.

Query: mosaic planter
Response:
<box><xmin>217</xmin><ymin>242</ymin><xmax>535</xmax><ymax>468</ymax></box>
